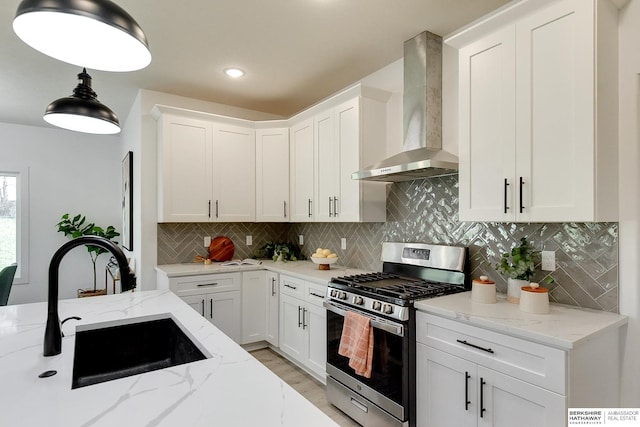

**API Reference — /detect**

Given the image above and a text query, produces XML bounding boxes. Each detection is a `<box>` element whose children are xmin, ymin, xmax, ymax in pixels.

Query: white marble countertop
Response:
<box><xmin>0</xmin><ymin>290</ymin><xmax>338</xmax><ymax>427</ymax></box>
<box><xmin>415</xmin><ymin>291</ymin><xmax>628</xmax><ymax>350</ymax></box>
<box><xmin>155</xmin><ymin>260</ymin><xmax>371</xmax><ymax>285</ymax></box>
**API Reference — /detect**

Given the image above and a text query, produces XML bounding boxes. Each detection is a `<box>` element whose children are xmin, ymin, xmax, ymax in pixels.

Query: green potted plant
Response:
<box><xmin>254</xmin><ymin>242</ymin><xmax>305</xmax><ymax>262</ymax></box>
<box><xmin>495</xmin><ymin>237</ymin><xmax>538</xmax><ymax>303</ymax></box>
<box><xmin>56</xmin><ymin>213</ymin><xmax>120</xmax><ymax>297</ymax></box>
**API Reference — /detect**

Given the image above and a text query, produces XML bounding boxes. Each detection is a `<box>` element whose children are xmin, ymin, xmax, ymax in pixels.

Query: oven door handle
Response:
<box><xmin>323</xmin><ymin>301</ymin><xmax>404</xmax><ymax>337</ymax></box>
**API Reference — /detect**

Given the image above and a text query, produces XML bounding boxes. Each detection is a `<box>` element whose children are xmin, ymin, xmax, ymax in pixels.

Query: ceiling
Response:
<box><xmin>0</xmin><ymin>0</ymin><xmax>511</xmax><ymax>130</ymax></box>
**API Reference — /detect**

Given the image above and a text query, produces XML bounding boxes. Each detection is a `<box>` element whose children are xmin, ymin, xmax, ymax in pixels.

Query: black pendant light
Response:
<box><xmin>44</xmin><ymin>68</ymin><xmax>120</xmax><ymax>134</ymax></box>
<box><xmin>13</xmin><ymin>0</ymin><xmax>151</xmax><ymax>72</ymax></box>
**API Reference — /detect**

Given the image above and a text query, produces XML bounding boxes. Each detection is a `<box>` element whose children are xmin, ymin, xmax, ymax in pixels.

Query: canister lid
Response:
<box><xmin>473</xmin><ymin>275</ymin><xmax>495</xmax><ymax>285</ymax></box>
<box><xmin>521</xmin><ymin>284</ymin><xmax>548</xmax><ymax>293</ymax></box>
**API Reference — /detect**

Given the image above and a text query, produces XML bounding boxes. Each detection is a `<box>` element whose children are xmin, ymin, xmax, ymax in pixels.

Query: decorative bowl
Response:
<box><xmin>310</xmin><ymin>256</ymin><xmax>338</xmax><ymax>270</ymax></box>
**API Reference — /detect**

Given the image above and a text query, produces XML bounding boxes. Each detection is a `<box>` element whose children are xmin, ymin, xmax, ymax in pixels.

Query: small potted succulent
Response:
<box><xmin>495</xmin><ymin>237</ymin><xmax>537</xmax><ymax>303</ymax></box>
<box><xmin>56</xmin><ymin>213</ymin><xmax>120</xmax><ymax>297</ymax></box>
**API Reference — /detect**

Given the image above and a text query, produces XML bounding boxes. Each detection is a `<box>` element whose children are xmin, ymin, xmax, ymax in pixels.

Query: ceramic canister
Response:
<box><xmin>519</xmin><ymin>283</ymin><xmax>550</xmax><ymax>314</ymax></box>
<box><xmin>471</xmin><ymin>275</ymin><xmax>497</xmax><ymax>304</ymax></box>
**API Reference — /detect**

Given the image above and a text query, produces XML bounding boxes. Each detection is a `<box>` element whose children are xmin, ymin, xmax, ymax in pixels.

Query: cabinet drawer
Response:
<box><xmin>416</xmin><ymin>312</ymin><xmax>566</xmax><ymax>394</ymax></box>
<box><xmin>305</xmin><ymin>282</ymin><xmax>327</xmax><ymax>308</ymax></box>
<box><xmin>280</xmin><ymin>275</ymin><xmax>305</xmax><ymax>299</ymax></box>
<box><xmin>169</xmin><ymin>272</ymin><xmax>241</xmax><ymax>295</ymax></box>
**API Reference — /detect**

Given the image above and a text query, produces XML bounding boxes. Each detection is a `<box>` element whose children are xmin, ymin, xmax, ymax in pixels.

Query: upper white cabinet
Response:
<box><xmin>153</xmin><ymin>105</ymin><xmax>256</xmax><ymax>222</ymax></box>
<box><xmin>256</xmin><ymin>126</ymin><xmax>289</xmax><ymax>222</ymax></box>
<box><xmin>450</xmin><ymin>0</ymin><xmax>618</xmax><ymax>222</ymax></box>
<box><xmin>292</xmin><ymin>85</ymin><xmax>390</xmax><ymax>223</ymax></box>
<box><xmin>289</xmin><ymin>118</ymin><xmax>315</xmax><ymax>222</ymax></box>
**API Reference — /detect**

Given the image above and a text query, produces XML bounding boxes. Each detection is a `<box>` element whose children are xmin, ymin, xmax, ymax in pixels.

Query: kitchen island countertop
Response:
<box><xmin>0</xmin><ymin>290</ymin><xmax>338</xmax><ymax>427</ymax></box>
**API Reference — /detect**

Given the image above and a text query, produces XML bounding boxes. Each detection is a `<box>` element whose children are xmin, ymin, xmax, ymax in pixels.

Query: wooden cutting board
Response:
<box><xmin>209</xmin><ymin>236</ymin><xmax>235</xmax><ymax>261</ymax></box>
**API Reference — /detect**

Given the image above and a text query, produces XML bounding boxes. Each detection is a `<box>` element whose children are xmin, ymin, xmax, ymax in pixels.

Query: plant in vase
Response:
<box><xmin>495</xmin><ymin>237</ymin><xmax>538</xmax><ymax>303</ymax></box>
<box><xmin>56</xmin><ymin>213</ymin><xmax>120</xmax><ymax>297</ymax></box>
<box><xmin>254</xmin><ymin>242</ymin><xmax>305</xmax><ymax>262</ymax></box>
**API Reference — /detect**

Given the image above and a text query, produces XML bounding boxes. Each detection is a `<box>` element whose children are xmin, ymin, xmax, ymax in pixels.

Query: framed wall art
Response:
<box><xmin>122</xmin><ymin>151</ymin><xmax>133</xmax><ymax>251</ymax></box>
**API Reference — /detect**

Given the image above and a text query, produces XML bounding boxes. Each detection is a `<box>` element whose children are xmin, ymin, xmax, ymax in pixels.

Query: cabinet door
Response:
<box><xmin>515</xmin><ymin>0</ymin><xmax>594</xmax><ymax>222</ymax></box>
<box><xmin>180</xmin><ymin>293</ymin><xmax>208</xmax><ymax>318</ymax></box>
<box><xmin>256</xmin><ymin>128</ymin><xmax>289</xmax><ymax>222</ymax></box>
<box><xmin>212</xmin><ymin>123</ymin><xmax>255</xmax><ymax>222</ymax></box>
<box><xmin>458</xmin><ymin>26</ymin><xmax>516</xmax><ymax>222</ymax></box>
<box><xmin>210</xmin><ymin>290</ymin><xmax>241</xmax><ymax>343</ymax></box>
<box><xmin>477</xmin><ymin>366</ymin><xmax>565</xmax><ymax>427</ymax></box>
<box><xmin>241</xmin><ymin>271</ymin><xmax>267</xmax><ymax>345</ymax></box>
<box><xmin>314</xmin><ymin>109</ymin><xmax>339</xmax><ymax>222</ymax></box>
<box><xmin>290</xmin><ymin>119</ymin><xmax>315</xmax><ymax>222</ymax></box>
<box><xmin>279</xmin><ymin>293</ymin><xmax>305</xmax><ymax>362</ymax></box>
<box><xmin>265</xmin><ymin>271</ymin><xmax>279</xmax><ymax>347</ymax></box>
<box><xmin>335</xmin><ymin>98</ymin><xmax>360</xmax><ymax>221</ymax></box>
<box><xmin>157</xmin><ymin>115</ymin><xmax>213</xmax><ymax>222</ymax></box>
<box><xmin>417</xmin><ymin>345</ymin><xmax>476</xmax><ymax>427</ymax></box>
<box><xmin>304</xmin><ymin>302</ymin><xmax>326</xmax><ymax>379</ymax></box>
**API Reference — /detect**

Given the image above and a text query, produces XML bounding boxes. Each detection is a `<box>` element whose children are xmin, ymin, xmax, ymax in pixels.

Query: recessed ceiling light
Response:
<box><xmin>224</xmin><ymin>68</ymin><xmax>245</xmax><ymax>78</ymax></box>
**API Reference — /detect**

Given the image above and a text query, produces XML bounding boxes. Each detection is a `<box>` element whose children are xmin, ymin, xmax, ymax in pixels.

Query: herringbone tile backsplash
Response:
<box><xmin>158</xmin><ymin>175</ymin><xmax>618</xmax><ymax>312</ymax></box>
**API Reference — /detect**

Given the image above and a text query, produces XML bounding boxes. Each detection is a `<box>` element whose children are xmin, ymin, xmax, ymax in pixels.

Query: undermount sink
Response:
<box><xmin>72</xmin><ymin>314</ymin><xmax>208</xmax><ymax>389</ymax></box>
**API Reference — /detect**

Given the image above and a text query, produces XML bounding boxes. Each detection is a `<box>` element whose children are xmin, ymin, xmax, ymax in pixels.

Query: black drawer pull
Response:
<box><xmin>284</xmin><ymin>283</ymin><xmax>297</xmax><ymax>290</ymax></box>
<box><xmin>457</xmin><ymin>339</ymin><xmax>494</xmax><ymax>354</ymax></box>
<box><xmin>309</xmin><ymin>292</ymin><xmax>324</xmax><ymax>299</ymax></box>
<box><xmin>480</xmin><ymin>377</ymin><xmax>487</xmax><ymax>418</ymax></box>
<box><xmin>503</xmin><ymin>178</ymin><xmax>509</xmax><ymax>214</ymax></box>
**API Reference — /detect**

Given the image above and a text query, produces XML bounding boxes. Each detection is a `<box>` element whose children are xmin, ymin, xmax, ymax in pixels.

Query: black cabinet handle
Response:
<box><xmin>503</xmin><ymin>179</ymin><xmax>509</xmax><ymax>214</ymax></box>
<box><xmin>308</xmin><ymin>199</ymin><xmax>312</xmax><ymax>217</ymax></box>
<box><xmin>298</xmin><ymin>306</ymin><xmax>302</xmax><ymax>327</ymax></box>
<box><xmin>480</xmin><ymin>377</ymin><xmax>486</xmax><ymax>418</ymax></box>
<box><xmin>465</xmin><ymin>371</ymin><xmax>471</xmax><ymax>411</ymax></box>
<box><xmin>271</xmin><ymin>278</ymin><xmax>276</xmax><ymax>296</ymax></box>
<box><xmin>328</xmin><ymin>197</ymin><xmax>333</xmax><ymax>217</ymax></box>
<box><xmin>208</xmin><ymin>200</ymin><xmax>211</xmax><ymax>218</ymax></box>
<box><xmin>283</xmin><ymin>201</ymin><xmax>287</xmax><ymax>218</ymax></box>
<box><xmin>302</xmin><ymin>308</ymin><xmax>308</xmax><ymax>330</ymax></box>
<box><xmin>210</xmin><ymin>299</ymin><xmax>213</xmax><ymax>319</ymax></box>
<box><xmin>284</xmin><ymin>283</ymin><xmax>297</xmax><ymax>290</ymax></box>
<box><xmin>201</xmin><ymin>299</ymin><xmax>205</xmax><ymax>316</ymax></box>
<box><xmin>519</xmin><ymin>176</ymin><xmax>524</xmax><ymax>213</ymax></box>
<box><xmin>457</xmin><ymin>339</ymin><xmax>494</xmax><ymax>354</ymax></box>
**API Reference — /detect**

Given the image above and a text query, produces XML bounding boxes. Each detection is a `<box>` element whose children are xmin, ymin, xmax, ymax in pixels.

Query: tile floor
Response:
<box><xmin>250</xmin><ymin>348</ymin><xmax>361</xmax><ymax>426</ymax></box>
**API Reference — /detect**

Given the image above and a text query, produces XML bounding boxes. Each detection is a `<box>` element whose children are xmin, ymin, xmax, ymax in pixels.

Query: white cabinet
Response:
<box><xmin>290</xmin><ymin>85</ymin><xmax>389</xmax><ymax>223</ymax></box>
<box><xmin>241</xmin><ymin>270</ymin><xmax>267</xmax><ymax>345</ymax></box>
<box><xmin>453</xmin><ymin>0</ymin><xmax>618</xmax><ymax>222</ymax></box>
<box><xmin>416</xmin><ymin>310</ymin><xmax>622</xmax><ymax>427</ymax></box>
<box><xmin>278</xmin><ymin>275</ymin><xmax>327</xmax><ymax>380</ymax></box>
<box><xmin>167</xmin><ymin>272</ymin><xmax>242</xmax><ymax>343</ymax></box>
<box><xmin>256</xmin><ymin>127</ymin><xmax>289</xmax><ymax>222</ymax></box>
<box><xmin>265</xmin><ymin>271</ymin><xmax>279</xmax><ymax>346</ymax></box>
<box><xmin>153</xmin><ymin>105</ymin><xmax>256</xmax><ymax>222</ymax></box>
<box><xmin>289</xmin><ymin>118</ymin><xmax>315</xmax><ymax>222</ymax></box>
<box><xmin>417</xmin><ymin>345</ymin><xmax>564</xmax><ymax>427</ymax></box>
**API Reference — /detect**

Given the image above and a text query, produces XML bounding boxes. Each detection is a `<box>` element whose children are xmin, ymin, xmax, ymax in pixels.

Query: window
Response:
<box><xmin>0</xmin><ymin>167</ymin><xmax>28</xmax><ymax>284</ymax></box>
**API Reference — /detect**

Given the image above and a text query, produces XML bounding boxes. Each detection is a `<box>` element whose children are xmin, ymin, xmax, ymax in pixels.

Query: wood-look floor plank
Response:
<box><xmin>251</xmin><ymin>348</ymin><xmax>361</xmax><ymax>427</ymax></box>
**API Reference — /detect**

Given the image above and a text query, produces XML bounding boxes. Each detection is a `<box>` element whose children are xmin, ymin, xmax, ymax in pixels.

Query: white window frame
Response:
<box><xmin>0</xmin><ymin>166</ymin><xmax>29</xmax><ymax>285</ymax></box>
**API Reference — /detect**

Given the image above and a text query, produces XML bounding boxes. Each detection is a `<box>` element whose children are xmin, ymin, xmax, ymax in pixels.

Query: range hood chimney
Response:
<box><xmin>352</xmin><ymin>31</ymin><xmax>458</xmax><ymax>182</ymax></box>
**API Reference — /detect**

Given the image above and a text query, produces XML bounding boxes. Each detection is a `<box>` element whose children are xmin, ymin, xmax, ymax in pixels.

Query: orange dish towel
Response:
<box><xmin>338</xmin><ymin>311</ymin><xmax>374</xmax><ymax>378</ymax></box>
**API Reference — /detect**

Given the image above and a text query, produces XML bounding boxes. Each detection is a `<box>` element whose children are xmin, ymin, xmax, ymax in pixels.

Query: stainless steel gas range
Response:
<box><xmin>324</xmin><ymin>242</ymin><xmax>469</xmax><ymax>427</ymax></box>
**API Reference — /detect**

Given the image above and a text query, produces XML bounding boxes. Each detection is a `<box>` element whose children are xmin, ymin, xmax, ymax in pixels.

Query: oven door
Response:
<box><xmin>324</xmin><ymin>300</ymin><xmax>409</xmax><ymax>422</ymax></box>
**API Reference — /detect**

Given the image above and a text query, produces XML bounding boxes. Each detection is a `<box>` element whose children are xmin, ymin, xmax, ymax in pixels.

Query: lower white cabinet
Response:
<box><xmin>241</xmin><ymin>271</ymin><xmax>268</xmax><ymax>345</ymax></box>
<box><xmin>278</xmin><ymin>275</ymin><xmax>327</xmax><ymax>380</ymax></box>
<box><xmin>265</xmin><ymin>271</ymin><xmax>279</xmax><ymax>347</ymax></box>
<box><xmin>416</xmin><ymin>311</ymin><xmax>622</xmax><ymax>427</ymax></box>
<box><xmin>161</xmin><ymin>272</ymin><xmax>242</xmax><ymax>343</ymax></box>
<box><xmin>417</xmin><ymin>345</ymin><xmax>564</xmax><ymax>427</ymax></box>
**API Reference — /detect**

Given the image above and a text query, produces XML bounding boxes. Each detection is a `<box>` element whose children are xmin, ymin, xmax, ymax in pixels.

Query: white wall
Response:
<box><xmin>0</xmin><ymin>122</ymin><xmax>120</xmax><ymax>304</ymax></box>
<box><xmin>617</xmin><ymin>0</ymin><xmax>640</xmax><ymax>406</ymax></box>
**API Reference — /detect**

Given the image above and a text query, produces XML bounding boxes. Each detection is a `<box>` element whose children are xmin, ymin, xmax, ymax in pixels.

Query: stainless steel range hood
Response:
<box><xmin>353</xmin><ymin>31</ymin><xmax>458</xmax><ymax>182</ymax></box>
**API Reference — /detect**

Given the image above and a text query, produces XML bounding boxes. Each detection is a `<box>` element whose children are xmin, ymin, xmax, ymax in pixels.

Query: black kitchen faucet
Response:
<box><xmin>44</xmin><ymin>236</ymin><xmax>136</xmax><ymax>356</ymax></box>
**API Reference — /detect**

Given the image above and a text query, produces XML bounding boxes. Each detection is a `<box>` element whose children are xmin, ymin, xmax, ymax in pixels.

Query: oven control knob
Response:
<box><xmin>353</xmin><ymin>296</ymin><xmax>364</xmax><ymax>305</ymax></box>
<box><xmin>372</xmin><ymin>301</ymin><xmax>382</xmax><ymax>311</ymax></box>
<box><xmin>382</xmin><ymin>304</ymin><xmax>394</xmax><ymax>315</ymax></box>
<box><xmin>338</xmin><ymin>292</ymin><xmax>347</xmax><ymax>300</ymax></box>
<box><xmin>330</xmin><ymin>289</ymin><xmax>337</xmax><ymax>298</ymax></box>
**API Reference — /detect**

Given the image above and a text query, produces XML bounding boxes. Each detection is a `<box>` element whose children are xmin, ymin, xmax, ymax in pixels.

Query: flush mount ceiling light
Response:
<box><xmin>44</xmin><ymin>68</ymin><xmax>120</xmax><ymax>134</ymax></box>
<box><xmin>224</xmin><ymin>68</ymin><xmax>245</xmax><ymax>78</ymax></box>
<box><xmin>13</xmin><ymin>0</ymin><xmax>151</xmax><ymax>72</ymax></box>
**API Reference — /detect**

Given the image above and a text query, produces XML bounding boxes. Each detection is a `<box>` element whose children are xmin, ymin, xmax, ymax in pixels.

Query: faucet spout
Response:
<box><xmin>44</xmin><ymin>235</ymin><xmax>136</xmax><ymax>356</ymax></box>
